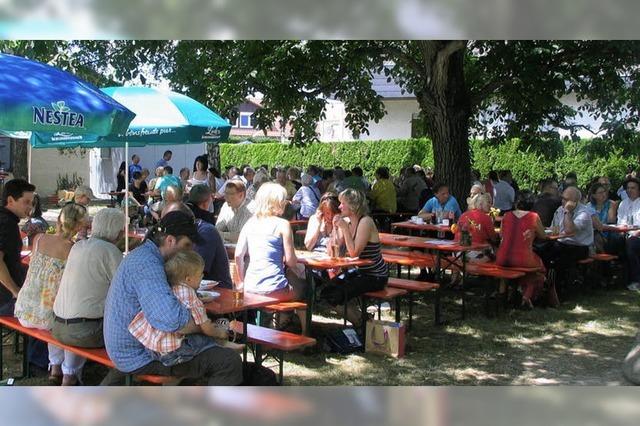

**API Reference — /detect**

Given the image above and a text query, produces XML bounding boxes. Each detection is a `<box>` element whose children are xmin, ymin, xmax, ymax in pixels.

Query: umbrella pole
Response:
<box><xmin>125</xmin><ymin>141</ymin><xmax>129</xmax><ymax>254</ymax></box>
<box><xmin>27</xmin><ymin>143</ymin><xmax>31</xmax><ymax>183</ymax></box>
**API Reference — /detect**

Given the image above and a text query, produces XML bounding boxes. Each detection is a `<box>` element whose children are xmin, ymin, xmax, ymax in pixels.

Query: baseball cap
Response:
<box><xmin>158</xmin><ymin>211</ymin><xmax>203</xmax><ymax>244</ymax></box>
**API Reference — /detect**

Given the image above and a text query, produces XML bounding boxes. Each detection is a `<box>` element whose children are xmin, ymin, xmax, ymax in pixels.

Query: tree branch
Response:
<box><xmin>433</xmin><ymin>41</ymin><xmax>467</xmax><ymax>88</ymax></box>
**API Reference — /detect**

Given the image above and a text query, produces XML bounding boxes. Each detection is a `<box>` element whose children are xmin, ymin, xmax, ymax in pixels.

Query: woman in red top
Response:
<box><xmin>496</xmin><ymin>191</ymin><xmax>550</xmax><ymax>309</ymax></box>
<box><xmin>454</xmin><ymin>193</ymin><xmax>499</xmax><ymax>262</ymax></box>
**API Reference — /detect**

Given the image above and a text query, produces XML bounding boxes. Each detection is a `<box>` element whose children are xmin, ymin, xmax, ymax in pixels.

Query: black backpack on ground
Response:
<box><xmin>241</xmin><ymin>362</ymin><xmax>280</xmax><ymax>386</ymax></box>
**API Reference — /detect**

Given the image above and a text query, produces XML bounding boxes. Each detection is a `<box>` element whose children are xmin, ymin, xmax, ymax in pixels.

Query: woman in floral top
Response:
<box><xmin>15</xmin><ymin>203</ymin><xmax>87</xmax><ymax>385</ymax></box>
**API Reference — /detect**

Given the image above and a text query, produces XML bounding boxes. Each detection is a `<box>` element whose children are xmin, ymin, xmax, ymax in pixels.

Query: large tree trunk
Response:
<box><xmin>419</xmin><ymin>42</ymin><xmax>471</xmax><ymax>208</ymax></box>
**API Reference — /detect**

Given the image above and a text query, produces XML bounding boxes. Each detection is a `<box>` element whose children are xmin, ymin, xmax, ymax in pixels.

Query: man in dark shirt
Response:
<box><xmin>0</xmin><ymin>179</ymin><xmax>35</xmax><ymax>315</ymax></box>
<box><xmin>187</xmin><ymin>184</ymin><xmax>217</xmax><ymax>225</ymax></box>
<box><xmin>172</xmin><ymin>200</ymin><xmax>233</xmax><ymax>289</ymax></box>
<box><xmin>532</xmin><ymin>179</ymin><xmax>562</xmax><ymax>227</ymax></box>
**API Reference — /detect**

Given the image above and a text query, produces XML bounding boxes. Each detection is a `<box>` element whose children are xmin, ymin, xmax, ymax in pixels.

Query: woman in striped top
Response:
<box><xmin>324</xmin><ymin>188</ymin><xmax>388</xmax><ymax>326</ymax></box>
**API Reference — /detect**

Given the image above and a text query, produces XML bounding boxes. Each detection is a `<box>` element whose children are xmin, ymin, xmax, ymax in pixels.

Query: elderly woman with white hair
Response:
<box><xmin>469</xmin><ymin>182</ymin><xmax>487</xmax><ymax>202</ymax></box>
<box><xmin>246</xmin><ymin>169</ymin><xmax>270</xmax><ymax>202</ymax></box>
<box><xmin>235</xmin><ymin>182</ymin><xmax>307</xmax><ymax>333</ymax></box>
<box><xmin>292</xmin><ymin>174</ymin><xmax>321</xmax><ymax>219</ymax></box>
<box><xmin>51</xmin><ymin>208</ymin><xmax>126</xmax><ymax>385</ymax></box>
<box><xmin>454</xmin><ymin>192</ymin><xmax>499</xmax><ymax>263</ymax></box>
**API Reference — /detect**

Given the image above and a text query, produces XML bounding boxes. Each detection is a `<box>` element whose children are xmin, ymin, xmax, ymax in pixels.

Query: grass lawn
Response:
<box><xmin>280</xmin><ymin>284</ymin><xmax>640</xmax><ymax>385</ymax></box>
<box><xmin>5</xmin><ymin>281</ymin><xmax>637</xmax><ymax>386</ymax></box>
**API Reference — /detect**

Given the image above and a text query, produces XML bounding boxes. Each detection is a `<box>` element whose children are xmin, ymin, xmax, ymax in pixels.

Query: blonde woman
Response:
<box><xmin>14</xmin><ymin>203</ymin><xmax>87</xmax><ymax>385</ymax></box>
<box><xmin>326</xmin><ymin>188</ymin><xmax>388</xmax><ymax>326</ymax></box>
<box><xmin>235</xmin><ymin>182</ymin><xmax>307</xmax><ymax>333</ymax></box>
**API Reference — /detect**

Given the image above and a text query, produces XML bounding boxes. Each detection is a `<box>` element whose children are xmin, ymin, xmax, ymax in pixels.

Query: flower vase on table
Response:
<box><xmin>460</xmin><ymin>230</ymin><xmax>472</xmax><ymax>246</ymax></box>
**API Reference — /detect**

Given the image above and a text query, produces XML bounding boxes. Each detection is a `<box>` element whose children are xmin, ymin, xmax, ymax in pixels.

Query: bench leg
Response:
<box><xmin>241</xmin><ymin>310</ymin><xmax>249</xmax><ymax>369</ymax></box>
<box><xmin>22</xmin><ymin>335</ymin><xmax>30</xmax><ymax>379</ymax></box>
<box><xmin>125</xmin><ymin>374</ymin><xmax>133</xmax><ymax>386</ymax></box>
<box><xmin>360</xmin><ymin>296</ymin><xmax>367</xmax><ymax>351</ymax></box>
<box><xmin>407</xmin><ymin>293</ymin><xmax>414</xmax><ymax>331</ymax></box>
<box><xmin>461</xmin><ymin>255</ymin><xmax>467</xmax><ymax>320</ymax></box>
<box><xmin>278</xmin><ymin>351</ymin><xmax>284</xmax><ymax>385</ymax></box>
<box><xmin>394</xmin><ymin>297</ymin><xmax>401</xmax><ymax>324</ymax></box>
<box><xmin>435</xmin><ymin>287</ymin><xmax>442</xmax><ymax>325</ymax></box>
<box><xmin>0</xmin><ymin>324</ymin><xmax>3</xmax><ymax>381</ymax></box>
<box><xmin>304</xmin><ymin>268</ymin><xmax>315</xmax><ymax>337</ymax></box>
<box><xmin>377</xmin><ymin>303</ymin><xmax>382</xmax><ymax>320</ymax></box>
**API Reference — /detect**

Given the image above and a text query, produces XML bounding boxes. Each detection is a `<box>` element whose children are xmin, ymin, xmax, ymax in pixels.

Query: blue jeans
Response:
<box><xmin>150</xmin><ymin>334</ymin><xmax>218</xmax><ymax>367</ymax></box>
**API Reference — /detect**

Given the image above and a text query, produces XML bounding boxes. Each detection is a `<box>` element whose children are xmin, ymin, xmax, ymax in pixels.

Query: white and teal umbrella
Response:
<box><xmin>30</xmin><ymin>86</ymin><xmax>231</xmax><ymax>147</ymax></box>
<box><xmin>30</xmin><ymin>86</ymin><xmax>232</xmax><ymax>253</ymax></box>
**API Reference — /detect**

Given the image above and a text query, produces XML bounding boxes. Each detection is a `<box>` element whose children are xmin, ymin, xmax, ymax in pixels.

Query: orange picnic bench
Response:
<box><xmin>0</xmin><ymin>316</ymin><xmax>175</xmax><ymax>385</ymax></box>
<box><xmin>231</xmin><ymin>321</ymin><xmax>316</xmax><ymax>384</ymax></box>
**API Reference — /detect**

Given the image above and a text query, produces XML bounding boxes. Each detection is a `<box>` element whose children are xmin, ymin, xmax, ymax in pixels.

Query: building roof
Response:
<box><xmin>370</xmin><ymin>66</ymin><xmax>415</xmax><ymax>99</ymax></box>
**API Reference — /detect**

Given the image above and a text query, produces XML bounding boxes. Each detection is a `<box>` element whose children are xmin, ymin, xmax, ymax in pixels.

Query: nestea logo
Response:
<box><xmin>33</xmin><ymin>101</ymin><xmax>85</xmax><ymax>129</ymax></box>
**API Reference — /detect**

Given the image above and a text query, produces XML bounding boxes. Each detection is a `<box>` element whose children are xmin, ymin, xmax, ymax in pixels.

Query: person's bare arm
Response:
<box><xmin>304</xmin><ymin>214</ymin><xmax>322</xmax><ymax>251</ymax></box>
<box><xmin>0</xmin><ymin>254</ymin><xmax>19</xmax><ymax>298</ymax></box>
<box><xmin>339</xmin><ymin>216</ymin><xmax>372</xmax><ymax>258</ymax></box>
<box><xmin>200</xmin><ymin>320</ymin><xmax>228</xmax><ymax>339</ymax></box>
<box><xmin>281</xmin><ymin>221</ymin><xmax>298</xmax><ymax>269</ymax></box>
<box><xmin>177</xmin><ymin>318</ymin><xmax>200</xmax><ymax>335</ymax></box>
<box><xmin>234</xmin><ymin>224</ymin><xmax>249</xmax><ymax>284</ymax></box>
<box><xmin>562</xmin><ymin>202</ymin><xmax>577</xmax><ymax>234</ymax></box>
<box><xmin>608</xmin><ymin>201</ymin><xmax>619</xmax><ymax>224</ymax></box>
<box><xmin>534</xmin><ymin>216</ymin><xmax>548</xmax><ymax>240</ymax></box>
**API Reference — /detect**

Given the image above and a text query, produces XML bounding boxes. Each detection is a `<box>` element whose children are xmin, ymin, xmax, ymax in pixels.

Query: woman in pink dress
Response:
<box><xmin>496</xmin><ymin>191</ymin><xmax>550</xmax><ymax>309</ymax></box>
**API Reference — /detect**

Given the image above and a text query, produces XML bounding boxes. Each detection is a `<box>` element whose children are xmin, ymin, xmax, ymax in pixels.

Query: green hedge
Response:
<box><xmin>220</xmin><ymin>138</ymin><xmax>432</xmax><ymax>179</ymax></box>
<box><xmin>221</xmin><ymin>138</ymin><xmax>630</xmax><ymax>191</ymax></box>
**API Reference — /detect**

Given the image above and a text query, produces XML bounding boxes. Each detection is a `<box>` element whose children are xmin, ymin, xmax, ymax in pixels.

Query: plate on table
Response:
<box><xmin>20</xmin><ymin>250</ymin><xmax>31</xmax><ymax>257</ymax></box>
<box><xmin>197</xmin><ymin>290</ymin><xmax>220</xmax><ymax>302</ymax></box>
<box><xmin>199</xmin><ymin>280</ymin><xmax>220</xmax><ymax>290</ymax></box>
<box><xmin>544</xmin><ymin>229</ymin><xmax>553</xmax><ymax>234</ymax></box>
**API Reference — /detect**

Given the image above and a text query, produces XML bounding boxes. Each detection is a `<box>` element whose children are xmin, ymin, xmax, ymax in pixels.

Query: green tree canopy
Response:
<box><xmin>3</xmin><ymin>40</ymin><xmax>640</xmax><ymax>201</ymax></box>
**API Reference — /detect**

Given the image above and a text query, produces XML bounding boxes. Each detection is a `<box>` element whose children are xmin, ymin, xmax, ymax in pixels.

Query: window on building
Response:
<box><xmin>239</xmin><ymin>112</ymin><xmax>254</xmax><ymax>129</ymax></box>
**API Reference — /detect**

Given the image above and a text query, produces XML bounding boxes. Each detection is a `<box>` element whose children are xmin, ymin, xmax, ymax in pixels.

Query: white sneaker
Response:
<box><xmin>627</xmin><ymin>282</ymin><xmax>640</xmax><ymax>291</ymax></box>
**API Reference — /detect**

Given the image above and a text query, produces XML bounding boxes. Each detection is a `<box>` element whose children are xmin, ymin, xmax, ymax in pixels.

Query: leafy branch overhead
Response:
<box><xmin>5</xmin><ymin>40</ymin><xmax>640</xmax><ymax>201</ymax></box>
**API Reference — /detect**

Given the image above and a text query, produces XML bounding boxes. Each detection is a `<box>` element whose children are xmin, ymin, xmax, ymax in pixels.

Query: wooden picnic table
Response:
<box><xmin>607</xmin><ymin>224</ymin><xmax>640</xmax><ymax>234</ymax></box>
<box><xmin>289</xmin><ymin>219</ymin><xmax>309</xmax><ymax>228</ymax></box>
<box><xmin>379</xmin><ymin>233</ymin><xmax>490</xmax><ymax>252</ymax></box>
<box><xmin>204</xmin><ymin>287</ymin><xmax>278</xmax><ymax>364</ymax></box>
<box><xmin>295</xmin><ymin>250</ymin><xmax>373</xmax><ymax>335</ymax></box>
<box><xmin>378</xmin><ymin>232</ymin><xmax>490</xmax><ymax>323</ymax></box>
<box><xmin>542</xmin><ymin>229</ymin><xmax>576</xmax><ymax>241</ymax></box>
<box><xmin>127</xmin><ymin>230</ymin><xmax>147</xmax><ymax>241</ymax></box>
<box><xmin>391</xmin><ymin>220</ymin><xmax>452</xmax><ymax>235</ymax></box>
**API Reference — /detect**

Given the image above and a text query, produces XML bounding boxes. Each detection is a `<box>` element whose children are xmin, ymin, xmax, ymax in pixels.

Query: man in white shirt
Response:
<box><xmin>617</xmin><ymin>178</ymin><xmax>640</xmax><ymax>291</ymax></box>
<box><xmin>492</xmin><ymin>176</ymin><xmax>515</xmax><ymax>213</ymax></box>
<box><xmin>215</xmin><ymin>180</ymin><xmax>254</xmax><ymax>243</ymax></box>
<box><xmin>538</xmin><ymin>187</ymin><xmax>593</xmax><ymax>292</ymax></box>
